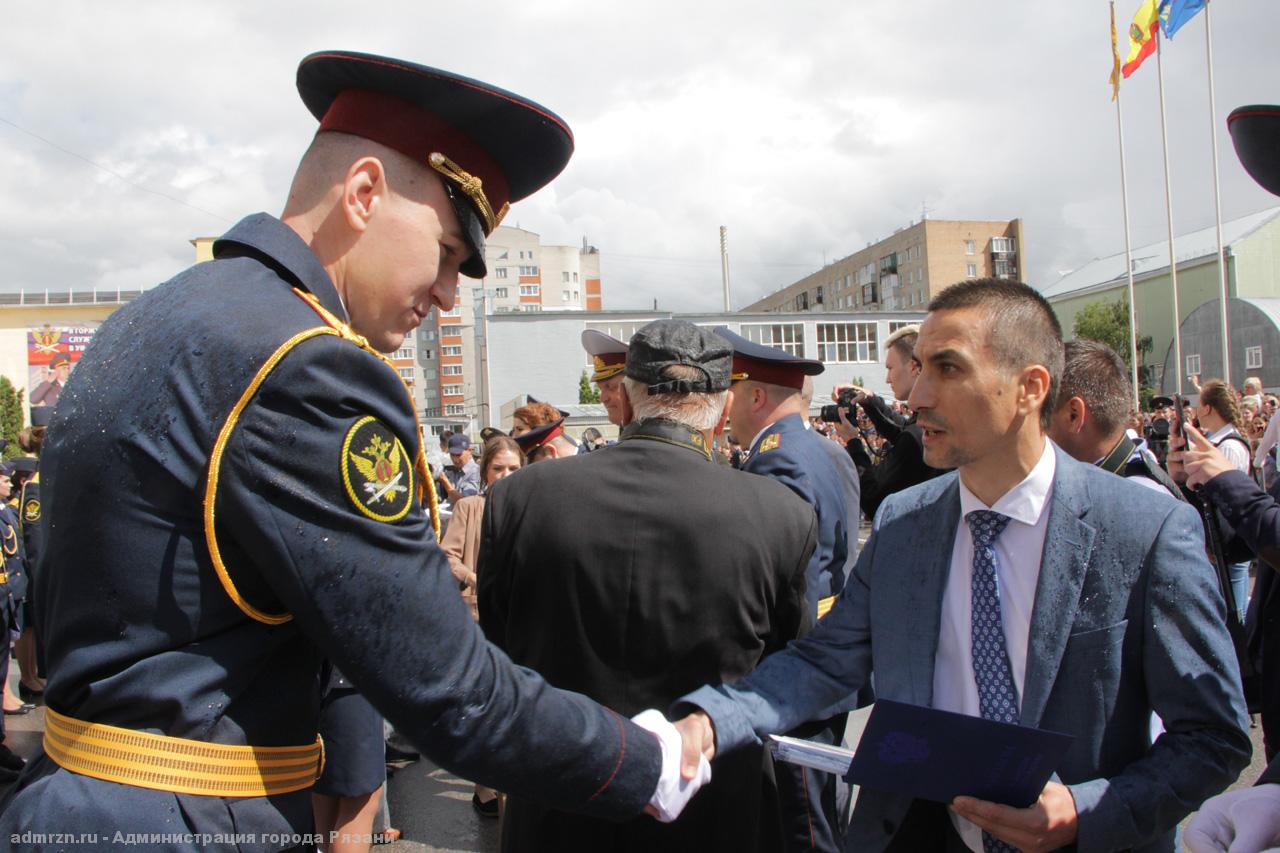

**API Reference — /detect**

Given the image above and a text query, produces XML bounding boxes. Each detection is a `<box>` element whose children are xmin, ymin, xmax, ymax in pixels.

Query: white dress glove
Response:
<box><xmin>1185</xmin><ymin>784</ymin><xmax>1280</xmax><ymax>853</ymax></box>
<box><xmin>631</xmin><ymin>709</ymin><xmax>712</xmax><ymax>823</ymax></box>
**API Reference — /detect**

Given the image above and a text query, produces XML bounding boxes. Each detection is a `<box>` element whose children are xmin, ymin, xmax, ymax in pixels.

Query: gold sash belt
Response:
<box><xmin>43</xmin><ymin>707</ymin><xmax>323</xmax><ymax>797</ymax></box>
<box><xmin>817</xmin><ymin>594</ymin><xmax>838</xmax><ymax>620</ymax></box>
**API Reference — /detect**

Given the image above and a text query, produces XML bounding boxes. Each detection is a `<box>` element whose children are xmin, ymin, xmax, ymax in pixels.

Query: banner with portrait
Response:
<box><xmin>28</xmin><ymin>325</ymin><xmax>98</xmax><ymax>410</ymax></box>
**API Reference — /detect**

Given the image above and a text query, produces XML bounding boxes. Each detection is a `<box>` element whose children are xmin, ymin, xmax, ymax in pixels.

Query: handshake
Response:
<box><xmin>631</xmin><ymin>709</ymin><xmax>716</xmax><ymax>822</ymax></box>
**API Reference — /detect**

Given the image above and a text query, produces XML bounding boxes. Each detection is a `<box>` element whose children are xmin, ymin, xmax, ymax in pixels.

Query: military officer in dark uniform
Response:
<box><xmin>716</xmin><ymin>327</ymin><xmax>861</xmax><ymax>853</ymax></box>
<box><xmin>581</xmin><ymin>329</ymin><xmax>633</xmax><ymax>428</ymax></box>
<box><xmin>0</xmin><ymin>52</ymin><xmax>706</xmax><ymax>849</ymax></box>
<box><xmin>479</xmin><ymin>320</ymin><xmax>818</xmax><ymax>852</ymax></box>
<box><xmin>0</xmin><ymin>462</ymin><xmax>29</xmax><ymax>780</ymax></box>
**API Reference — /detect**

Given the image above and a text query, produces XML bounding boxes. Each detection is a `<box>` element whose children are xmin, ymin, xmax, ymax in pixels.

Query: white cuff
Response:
<box><xmin>631</xmin><ymin>709</ymin><xmax>712</xmax><ymax>823</ymax></box>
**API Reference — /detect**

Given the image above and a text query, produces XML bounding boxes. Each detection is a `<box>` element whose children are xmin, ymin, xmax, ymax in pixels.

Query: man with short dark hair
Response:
<box><xmin>672</xmin><ymin>278</ymin><xmax>1250</xmax><ymax>853</ymax></box>
<box><xmin>1048</xmin><ymin>339</ymin><xmax>1180</xmax><ymax>498</ymax></box>
<box><xmin>481</xmin><ymin>319</ymin><xmax>817</xmax><ymax>852</ymax></box>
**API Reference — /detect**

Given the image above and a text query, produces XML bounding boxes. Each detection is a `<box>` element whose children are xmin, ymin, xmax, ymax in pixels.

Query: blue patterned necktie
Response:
<box><xmin>966</xmin><ymin>509</ymin><xmax>1019</xmax><ymax>853</ymax></box>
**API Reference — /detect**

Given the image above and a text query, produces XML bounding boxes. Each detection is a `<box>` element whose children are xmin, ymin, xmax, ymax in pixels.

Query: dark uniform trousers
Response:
<box><xmin>742</xmin><ymin>414</ymin><xmax>862</xmax><ymax>853</ymax></box>
<box><xmin>0</xmin><ymin>214</ymin><xmax>661</xmax><ymax>851</ymax></box>
<box><xmin>479</xmin><ymin>418</ymin><xmax>818</xmax><ymax>853</ymax></box>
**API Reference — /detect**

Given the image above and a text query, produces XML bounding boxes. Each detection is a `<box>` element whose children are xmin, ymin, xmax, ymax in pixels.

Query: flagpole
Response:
<box><xmin>1204</xmin><ymin>0</ymin><xmax>1231</xmax><ymax>385</ymax></box>
<box><xmin>1112</xmin><ymin>2</ymin><xmax>1141</xmax><ymax>411</ymax></box>
<box><xmin>1156</xmin><ymin>33</ymin><xmax>1183</xmax><ymax>396</ymax></box>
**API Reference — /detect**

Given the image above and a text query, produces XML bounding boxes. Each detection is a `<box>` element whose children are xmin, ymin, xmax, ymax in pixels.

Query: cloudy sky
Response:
<box><xmin>1</xmin><ymin>1</ymin><xmax>1276</xmax><ymax>312</ymax></box>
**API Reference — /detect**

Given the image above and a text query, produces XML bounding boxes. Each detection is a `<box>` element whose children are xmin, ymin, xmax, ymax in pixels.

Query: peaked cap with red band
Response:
<box><xmin>1228</xmin><ymin>105</ymin><xmax>1280</xmax><ymax>196</ymax></box>
<box><xmin>713</xmin><ymin>326</ymin><xmax>825</xmax><ymax>390</ymax></box>
<box><xmin>513</xmin><ymin>418</ymin><xmax>566</xmax><ymax>454</ymax></box>
<box><xmin>296</xmin><ymin>51</ymin><xmax>575</xmax><ymax>278</ymax></box>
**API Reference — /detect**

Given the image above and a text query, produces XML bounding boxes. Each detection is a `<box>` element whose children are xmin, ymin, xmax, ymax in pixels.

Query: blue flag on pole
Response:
<box><xmin>1159</xmin><ymin>0</ymin><xmax>1207</xmax><ymax>39</ymax></box>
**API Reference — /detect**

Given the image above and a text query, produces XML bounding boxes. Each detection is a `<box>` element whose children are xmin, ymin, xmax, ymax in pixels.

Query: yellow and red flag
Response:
<box><xmin>1109</xmin><ymin>2</ymin><xmax>1122</xmax><ymax>100</ymax></box>
<box><xmin>1122</xmin><ymin>0</ymin><xmax>1160</xmax><ymax>78</ymax></box>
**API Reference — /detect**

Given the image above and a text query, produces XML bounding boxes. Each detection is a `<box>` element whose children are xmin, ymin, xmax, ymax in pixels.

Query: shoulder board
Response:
<box><xmin>759</xmin><ymin>433</ymin><xmax>781</xmax><ymax>453</ymax></box>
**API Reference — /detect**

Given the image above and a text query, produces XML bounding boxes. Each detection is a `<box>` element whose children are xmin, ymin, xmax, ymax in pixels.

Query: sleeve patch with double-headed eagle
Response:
<box><xmin>341</xmin><ymin>416</ymin><xmax>414</xmax><ymax>523</ymax></box>
<box><xmin>23</xmin><ymin>500</ymin><xmax>40</xmax><ymax>523</ymax></box>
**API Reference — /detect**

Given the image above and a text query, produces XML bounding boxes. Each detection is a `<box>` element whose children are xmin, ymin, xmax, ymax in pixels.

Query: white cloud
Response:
<box><xmin>0</xmin><ymin>0</ymin><xmax>1276</xmax><ymax>308</ymax></box>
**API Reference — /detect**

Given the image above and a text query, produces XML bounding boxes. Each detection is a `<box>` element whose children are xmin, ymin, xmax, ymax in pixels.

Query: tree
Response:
<box><xmin>0</xmin><ymin>377</ymin><xmax>22</xmax><ymax>458</ymax></box>
<box><xmin>578</xmin><ymin>370</ymin><xmax>601</xmax><ymax>404</ymax></box>
<box><xmin>1073</xmin><ymin>298</ymin><xmax>1154</xmax><ymax>392</ymax></box>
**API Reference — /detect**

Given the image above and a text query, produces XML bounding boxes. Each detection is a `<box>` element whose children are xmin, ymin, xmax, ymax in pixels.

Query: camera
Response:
<box><xmin>820</xmin><ymin>388</ymin><xmax>858</xmax><ymax>423</ymax></box>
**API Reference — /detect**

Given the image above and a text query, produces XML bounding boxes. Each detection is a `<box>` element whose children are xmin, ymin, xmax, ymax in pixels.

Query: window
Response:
<box><xmin>562</xmin><ymin>271</ymin><xmax>571</xmax><ymax>282</ymax></box>
<box><xmin>494</xmin><ymin>268</ymin><xmax>508</xmax><ymax>279</ymax></box>
<box><xmin>1247</xmin><ymin>346</ymin><xmax>1264</xmax><ymax>370</ymax></box>
<box><xmin>519</xmin><ymin>284</ymin><xmax>540</xmax><ymax>296</ymax></box>
<box><xmin>573</xmin><ymin>272</ymin><xmax>579</xmax><ymax>282</ymax></box>
<box><xmin>741</xmin><ymin>323</ymin><xmax>805</xmax><ymax>357</ymax></box>
<box><xmin>966</xmin><ymin>264</ymin><xmax>977</xmax><ymax>278</ymax></box>
<box><xmin>1186</xmin><ymin>354</ymin><xmax>1201</xmax><ymax>377</ymax></box>
<box><xmin>393</xmin><ymin>347</ymin><xmax>414</xmax><ymax>360</ymax></box>
<box><xmin>518</xmin><ymin>251</ymin><xmax>525</xmax><ymax>259</ymax></box>
<box><xmin>442</xmin><ymin>364</ymin><xmax>463</xmax><ymax>376</ymax></box>
<box><xmin>421</xmin><ymin>349</ymin><xmax>432</xmax><ymax>359</ymax></box>
<box><xmin>563</xmin><ymin>289</ymin><xmax>572</xmax><ymax>301</ymax></box>
<box><xmin>965</xmin><ymin>240</ymin><xmax>975</xmax><ymax>255</ymax></box>
<box><xmin>817</xmin><ymin>322</ymin><xmax>877</xmax><ymax>363</ymax></box>
<box><xmin>888</xmin><ymin>321</ymin><xmax>914</xmax><ymax>334</ymax></box>
<box><xmin>494</xmin><ymin>287</ymin><xmax>508</xmax><ymax>298</ymax></box>
<box><xmin>572</xmin><ymin>290</ymin><xmax>579</xmax><ymax>301</ymax></box>
<box><xmin>440</xmin><ymin>325</ymin><xmax>462</xmax><ymax>337</ymax></box>
<box><xmin>519</xmin><ymin>266</ymin><xmax>539</xmax><ymax>276</ymax></box>
<box><xmin>442</xmin><ymin>384</ymin><xmax>463</xmax><ymax>396</ymax></box>
<box><xmin>397</xmin><ymin>367</ymin><xmax>414</xmax><ymax>380</ymax></box>
<box><xmin>440</xmin><ymin>306</ymin><xmax>461</xmax><ymax>318</ymax></box>
<box><xmin>445</xmin><ymin>404</ymin><xmax>466</xmax><ymax>416</ymax></box>
<box><xmin>441</xmin><ymin>345</ymin><xmax>462</xmax><ymax>356</ymax></box>
<box><xmin>520</xmin><ymin>304</ymin><xmax>541</xmax><ymax>312</ymax></box>
<box><xmin>991</xmin><ymin>236</ymin><xmax>1016</xmax><ymax>254</ymax></box>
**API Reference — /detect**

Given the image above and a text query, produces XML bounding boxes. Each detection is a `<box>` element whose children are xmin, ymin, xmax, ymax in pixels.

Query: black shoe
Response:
<box><xmin>384</xmin><ymin>743</ymin><xmax>419</xmax><ymax>765</ymax></box>
<box><xmin>0</xmin><ymin>744</ymin><xmax>25</xmax><ymax>773</ymax></box>
<box><xmin>472</xmin><ymin>793</ymin><xmax>499</xmax><ymax>818</ymax></box>
<box><xmin>3</xmin><ymin>704</ymin><xmax>33</xmax><ymax>716</ymax></box>
<box><xmin>17</xmin><ymin>683</ymin><xmax>42</xmax><ymax>703</ymax></box>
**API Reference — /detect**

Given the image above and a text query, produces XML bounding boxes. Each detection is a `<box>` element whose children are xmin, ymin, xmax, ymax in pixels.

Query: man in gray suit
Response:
<box><xmin>670</xmin><ymin>278</ymin><xmax>1250</xmax><ymax>852</ymax></box>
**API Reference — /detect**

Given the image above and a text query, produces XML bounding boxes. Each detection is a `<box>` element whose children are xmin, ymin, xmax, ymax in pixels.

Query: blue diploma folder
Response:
<box><xmin>844</xmin><ymin>699</ymin><xmax>1074</xmax><ymax>807</ymax></box>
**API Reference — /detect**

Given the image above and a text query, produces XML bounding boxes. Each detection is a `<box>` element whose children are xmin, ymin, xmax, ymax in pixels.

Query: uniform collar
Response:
<box><xmin>620</xmin><ymin>418</ymin><xmax>713</xmax><ymax>461</ymax></box>
<box><xmin>747</xmin><ymin>412</ymin><xmax>804</xmax><ymax>457</ymax></box>
<box><xmin>213</xmin><ymin>213</ymin><xmax>349</xmax><ymax>321</ymax></box>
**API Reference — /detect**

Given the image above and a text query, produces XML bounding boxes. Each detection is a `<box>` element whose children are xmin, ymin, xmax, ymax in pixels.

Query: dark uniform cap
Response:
<box><xmin>1150</xmin><ymin>395</ymin><xmax>1175</xmax><ymax>409</ymax></box>
<box><xmin>9</xmin><ymin>457</ymin><xmax>36</xmax><ymax>475</ymax></box>
<box><xmin>296</xmin><ymin>50</ymin><xmax>575</xmax><ymax>279</ymax></box>
<box><xmin>0</xmin><ymin>462</ymin><xmax>12</xmax><ymax>479</ymax></box>
<box><xmin>581</xmin><ymin>330</ymin><xmax>628</xmax><ymax>382</ymax></box>
<box><xmin>1228</xmin><ymin>105</ymin><xmax>1280</xmax><ymax>196</ymax></box>
<box><xmin>29</xmin><ymin>406</ymin><xmax>53</xmax><ymax>428</ymax></box>
<box><xmin>713</xmin><ymin>326</ymin><xmax>825</xmax><ymax>390</ymax></box>
<box><xmin>49</xmin><ymin>353</ymin><xmax>71</xmax><ymax>369</ymax></box>
<box><xmin>513</xmin><ymin>418</ymin><xmax>565</xmax><ymax>453</ymax></box>
<box><xmin>625</xmin><ymin>320</ymin><xmax>732</xmax><ymax>395</ymax></box>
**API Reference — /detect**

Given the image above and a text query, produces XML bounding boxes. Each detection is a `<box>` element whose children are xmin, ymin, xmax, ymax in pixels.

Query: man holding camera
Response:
<box><xmin>831</xmin><ymin>324</ymin><xmax>943</xmax><ymax>519</ymax></box>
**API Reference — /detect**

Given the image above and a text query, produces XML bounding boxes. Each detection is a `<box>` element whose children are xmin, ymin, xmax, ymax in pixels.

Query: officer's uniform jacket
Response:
<box><xmin>479</xmin><ymin>419</ymin><xmax>818</xmax><ymax>852</ymax></box>
<box><xmin>0</xmin><ymin>214</ymin><xmax>660</xmax><ymax>848</ymax></box>
<box><xmin>743</xmin><ymin>413</ymin><xmax>859</xmax><ymax>619</ymax></box>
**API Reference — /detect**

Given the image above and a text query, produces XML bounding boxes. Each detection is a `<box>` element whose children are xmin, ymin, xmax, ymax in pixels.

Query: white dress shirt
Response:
<box><xmin>1205</xmin><ymin>424</ymin><xmax>1250</xmax><ymax>474</ymax></box>
<box><xmin>933</xmin><ymin>439</ymin><xmax>1056</xmax><ymax>851</ymax></box>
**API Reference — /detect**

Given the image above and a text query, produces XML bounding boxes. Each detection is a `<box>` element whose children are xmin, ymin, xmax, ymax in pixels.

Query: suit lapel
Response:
<box><xmin>1020</xmin><ymin>449</ymin><xmax>1097</xmax><ymax>728</ymax></box>
<box><xmin>904</xmin><ymin>479</ymin><xmax>961</xmax><ymax>708</ymax></box>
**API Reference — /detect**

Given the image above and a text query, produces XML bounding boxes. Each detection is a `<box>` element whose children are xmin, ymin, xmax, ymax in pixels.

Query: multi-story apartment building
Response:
<box><xmin>744</xmin><ymin>218</ymin><xmax>1025</xmax><ymax>314</ymax></box>
<box><xmin>418</xmin><ymin>225</ymin><xmax>603</xmax><ymax>436</ymax></box>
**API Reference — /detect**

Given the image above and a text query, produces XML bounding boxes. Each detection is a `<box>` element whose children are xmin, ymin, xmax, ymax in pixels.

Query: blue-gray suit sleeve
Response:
<box><xmin>677</xmin><ymin>509</ymin><xmax>878</xmax><ymax>752</ymax></box>
<box><xmin>1068</xmin><ymin>501</ymin><xmax>1252</xmax><ymax>851</ymax></box>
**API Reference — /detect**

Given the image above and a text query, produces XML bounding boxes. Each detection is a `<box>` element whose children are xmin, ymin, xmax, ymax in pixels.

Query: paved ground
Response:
<box><xmin>0</xmin><ymin>672</ymin><xmax>1267</xmax><ymax>852</ymax></box>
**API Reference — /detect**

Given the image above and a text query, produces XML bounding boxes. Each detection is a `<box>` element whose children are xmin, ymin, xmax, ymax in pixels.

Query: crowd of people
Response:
<box><xmin>0</xmin><ymin>47</ymin><xmax>1277</xmax><ymax>853</ymax></box>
